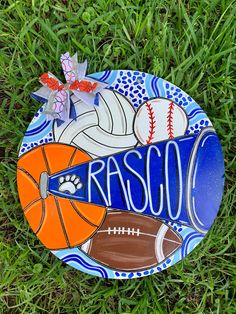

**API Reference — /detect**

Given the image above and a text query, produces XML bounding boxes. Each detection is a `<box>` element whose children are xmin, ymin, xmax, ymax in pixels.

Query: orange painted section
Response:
<box><xmin>17</xmin><ymin>143</ymin><xmax>107</xmax><ymax>250</ymax></box>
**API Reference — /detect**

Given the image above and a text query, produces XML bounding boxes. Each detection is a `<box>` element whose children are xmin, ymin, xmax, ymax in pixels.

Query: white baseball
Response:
<box><xmin>134</xmin><ymin>98</ymin><xmax>188</xmax><ymax>145</ymax></box>
<box><xmin>53</xmin><ymin>89</ymin><xmax>137</xmax><ymax>158</ymax></box>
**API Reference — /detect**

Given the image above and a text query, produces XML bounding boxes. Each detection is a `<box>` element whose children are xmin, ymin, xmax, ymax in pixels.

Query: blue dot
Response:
<box><xmin>188</xmin><ymin>96</ymin><xmax>192</xmax><ymax>101</ymax></box>
<box><xmin>134</xmin><ymin>90</ymin><xmax>139</xmax><ymax>94</ymax></box>
<box><xmin>124</xmin><ymin>91</ymin><xmax>128</xmax><ymax>96</ymax></box>
<box><xmin>21</xmin><ymin>148</ymin><xmax>25</xmax><ymax>152</ymax></box>
<box><xmin>179</xmin><ymin>101</ymin><xmax>183</xmax><ymax>105</ymax></box>
<box><xmin>134</xmin><ymin>71</ymin><xmax>139</xmax><ymax>75</ymax></box>
<box><xmin>40</xmin><ymin>139</ymin><xmax>43</xmax><ymax>143</ymax></box>
<box><xmin>163</xmin><ymin>263</ymin><xmax>167</xmax><ymax>268</ymax></box>
<box><xmin>191</xmin><ymin>126</ymin><xmax>194</xmax><ymax>130</ymax></box>
<box><xmin>49</xmin><ymin>139</ymin><xmax>52</xmax><ymax>142</ymax></box>
<box><xmin>133</xmin><ymin>81</ymin><xmax>139</xmax><ymax>86</ymax></box>
<box><xmin>31</xmin><ymin>143</ymin><xmax>34</xmax><ymax>147</ymax></box>
<box><xmin>45</xmin><ymin>139</ymin><xmax>48</xmax><ymax>143</ymax></box>
<box><xmin>137</xmin><ymin>272</ymin><xmax>142</xmax><ymax>277</ymax></box>
<box><xmin>144</xmin><ymin>271</ymin><xmax>149</xmax><ymax>275</ymax></box>
<box><xmin>150</xmin><ymin>269</ymin><xmax>154</xmax><ymax>274</ymax></box>
<box><xmin>194</xmin><ymin>130</ymin><xmax>199</xmax><ymax>133</ymax></box>
<box><xmin>174</xmin><ymin>92</ymin><xmax>178</xmax><ymax>96</ymax></box>
<box><xmin>120</xmin><ymin>71</ymin><xmax>123</xmax><ymax>75</ymax></box>
<box><xmin>138</xmin><ymin>93</ymin><xmax>142</xmax><ymax>98</ymax></box>
<box><xmin>23</xmin><ymin>143</ymin><xmax>27</xmax><ymax>147</ymax></box>
<box><xmin>179</xmin><ymin>93</ymin><xmax>182</xmax><ymax>97</ymax></box>
<box><xmin>118</xmin><ymin>88</ymin><xmax>124</xmax><ymax>93</ymax></box>
<box><xmin>205</xmin><ymin>121</ymin><xmax>209</xmax><ymax>126</ymax></box>
<box><xmin>129</xmin><ymin>86</ymin><xmax>134</xmax><ymax>91</ymax></box>
<box><xmin>134</xmin><ymin>103</ymin><xmax>139</xmax><ymax>107</ymax></box>
<box><xmin>174</xmin><ymin>226</ymin><xmax>177</xmax><ymax>230</ymax></box>
<box><xmin>128</xmin><ymin>79</ymin><xmax>132</xmax><ymax>83</ymax></box>
<box><xmin>115</xmin><ymin>272</ymin><xmax>120</xmax><ymax>277</ymax></box>
<box><xmin>109</xmin><ymin>86</ymin><xmax>114</xmax><ymax>90</ymax></box>
<box><xmin>123</xmin><ymin>76</ymin><xmax>127</xmax><ymax>80</ymax></box>
<box><xmin>133</xmin><ymin>98</ymin><xmax>138</xmax><ymax>102</ymax></box>
<box><xmin>115</xmin><ymin>84</ymin><xmax>119</xmax><ymax>89</ymax></box>
<box><xmin>142</xmin><ymin>73</ymin><xmax>145</xmax><ymax>77</ymax></box>
<box><xmin>137</xmin><ymin>85</ymin><xmax>142</xmax><ymax>90</ymax></box>
<box><xmin>171</xmin><ymin>86</ymin><xmax>174</xmax><ymax>90</ymax></box>
<box><xmin>167</xmin><ymin>90</ymin><xmax>170</xmax><ymax>94</ymax></box>
<box><xmin>34</xmin><ymin>143</ymin><xmax>38</xmax><ymax>146</ymax></box>
<box><xmin>178</xmin><ymin>228</ymin><xmax>183</xmax><ymax>232</ymax></box>
<box><xmin>121</xmin><ymin>273</ymin><xmax>126</xmax><ymax>277</ymax></box>
<box><xmin>128</xmin><ymin>273</ymin><xmax>134</xmax><ymax>278</ymax></box>
<box><xmin>157</xmin><ymin>267</ymin><xmax>162</xmax><ymax>271</ymax></box>
<box><xmin>182</xmin><ymin>97</ymin><xmax>186</xmax><ymax>101</ymax></box>
<box><xmin>39</xmin><ymin>108</ymin><xmax>43</xmax><ymax>112</ymax></box>
<box><xmin>143</xmin><ymin>97</ymin><xmax>148</xmax><ymax>100</ymax></box>
<box><xmin>166</xmin><ymin>83</ymin><xmax>169</xmax><ymax>89</ymax></box>
<box><xmin>166</xmin><ymin>259</ymin><xmax>171</xmax><ymax>264</ymax></box>
<box><xmin>139</xmin><ymin>99</ymin><xmax>142</xmax><ymax>104</ymax></box>
<box><xmin>127</xmin><ymin>72</ymin><xmax>132</xmax><ymax>77</ymax></box>
<box><xmin>124</xmin><ymin>84</ymin><xmax>129</xmax><ymax>89</ymax></box>
<box><xmin>175</xmin><ymin>98</ymin><xmax>178</xmax><ymax>102</ymax></box>
<box><xmin>117</xmin><ymin>78</ymin><xmax>121</xmax><ymax>83</ymax></box>
<box><xmin>167</xmin><ymin>95</ymin><xmax>173</xmax><ymax>99</ymax></box>
<box><xmin>195</xmin><ymin>124</ymin><xmax>198</xmax><ymax>129</ymax></box>
<box><xmin>176</xmin><ymin>88</ymin><xmax>181</xmax><ymax>92</ymax></box>
<box><xmin>35</xmin><ymin>113</ymin><xmax>39</xmax><ymax>117</ymax></box>
<box><xmin>200</xmin><ymin>120</ymin><xmax>204</xmax><ymax>125</ymax></box>
<box><xmin>183</xmin><ymin>102</ymin><xmax>188</xmax><ymax>106</ymax></box>
<box><xmin>122</xmin><ymin>81</ymin><xmax>127</xmax><ymax>84</ymax></box>
<box><xmin>142</xmin><ymin>89</ymin><xmax>145</xmax><ymax>94</ymax></box>
<box><xmin>130</xmin><ymin>93</ymin><xmax>134</xmax><ymax>98</ymax></box>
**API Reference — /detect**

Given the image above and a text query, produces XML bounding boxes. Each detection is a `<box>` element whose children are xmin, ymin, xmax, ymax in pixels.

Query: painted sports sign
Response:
<box><xmin>17</xmin><ymin>54</ymin><xmax>224</xmax><ymax>279</ymax></box>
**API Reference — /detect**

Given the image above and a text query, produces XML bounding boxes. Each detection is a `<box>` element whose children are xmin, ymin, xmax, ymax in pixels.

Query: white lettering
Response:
<box><xmin>124</xmin><ymin>150</ymin><xmax>148</xmax><ymax>213</ymax></box>
<box><xmin>88</xmin><ymin>159</ymin><xmax>109</xmax><ymax>206</ymax></box>
<box><xmin>146</xmin><ymin>145</ymin><xmax>163</xmax><ymax>215</ymax></box>
<box><xmin>107</xmin><ymin>156</ymin><xmax>131</xmax><ymax>210</ymax></box>
<box><xmin>164</xmin><ymin>141</ymin><xmax>183</xmax><ymax>220</ymax></box>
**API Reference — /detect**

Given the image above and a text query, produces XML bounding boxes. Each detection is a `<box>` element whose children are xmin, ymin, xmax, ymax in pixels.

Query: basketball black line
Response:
<box><xmin>17</xmin><ymin>167</ymin><xmax>40</xmax><ymax>189</ymax></box>
<box><xmin>113</xmin><ymin>92</ymin><xmax>128</xmax><ymax>134</ymax></box>
<box><xmin>23</xmin><ymin>197</ymin><xmax>41</xmax><ymax>212</ymax></box>
<box><xmin>69</xmin><ymin>199</ymin><xmax>98</xmax><ymax>228</ymax></box>
<box><xmin>35</xmin><ymin>198</ymin><xmax>45</xmax><ymax>234</ymax></box>
<box><xmin>42</xmin><ymin>146</ymin><xmax>51</xmax><ymax>175</ymax></box>
<box><xmin>67</xmin><ymin>148</ymin><xmax>78</xmax><ymax>168</ymax></box>
<box><xmin>54</xmin><ymin>196</ymin><xmax>71</xmax><ymax>248</ymax></box>
<box><xmin>96</xmin><ymin>92</ymin><xmax>114</xmax><ymax>134</ymax></box>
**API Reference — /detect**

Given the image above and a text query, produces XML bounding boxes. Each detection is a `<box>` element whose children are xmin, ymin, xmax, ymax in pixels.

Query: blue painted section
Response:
<box><xmin>48</xmin><ymin>128</ymin><xmax>224</xmax><ymax>233</ymax></box>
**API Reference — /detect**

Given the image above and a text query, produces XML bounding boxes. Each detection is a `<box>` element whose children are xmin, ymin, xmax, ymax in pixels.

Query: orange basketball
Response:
<box><xmin>17</xmin><ymin>143</ymin><xmax>106</xmax><ymax>250</ymax></box>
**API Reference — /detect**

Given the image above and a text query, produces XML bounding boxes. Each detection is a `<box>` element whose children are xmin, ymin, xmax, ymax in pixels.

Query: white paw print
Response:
<box><xmin>58</xmin><ymin>174</ymin><xmax>83</xmax><ymax>194</ymax></box>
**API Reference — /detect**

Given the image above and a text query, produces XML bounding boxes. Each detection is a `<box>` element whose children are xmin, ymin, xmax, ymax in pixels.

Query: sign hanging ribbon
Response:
<box><xmin>32</xmin><ymin>52</ymin><xmax>108</xmax><ymax>126</ymax></box>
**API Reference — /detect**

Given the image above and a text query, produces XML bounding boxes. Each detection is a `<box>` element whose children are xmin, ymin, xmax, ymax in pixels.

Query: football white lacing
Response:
<box><xmin>105</xmin><ymin>227</ymin><xmax>140</xmax><ymax>236</ymax></box>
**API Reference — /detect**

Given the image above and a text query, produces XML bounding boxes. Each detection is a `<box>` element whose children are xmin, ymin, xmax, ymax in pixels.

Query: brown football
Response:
<box><xmin>81</xmin><ymin>211</ymin><xmax>182</xmax><ymax>271</ymax></box>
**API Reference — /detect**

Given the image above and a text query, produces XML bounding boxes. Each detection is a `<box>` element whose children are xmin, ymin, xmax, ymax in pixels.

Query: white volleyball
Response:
<box><xmin>134</xmin><ymin>98</ymin><xmax>188</xmax><ymax>145</ymax></box>
<box><xmin>53</xmin><ymin>89</ymin><xmax>137</xmax><ymax>158</ymax></box>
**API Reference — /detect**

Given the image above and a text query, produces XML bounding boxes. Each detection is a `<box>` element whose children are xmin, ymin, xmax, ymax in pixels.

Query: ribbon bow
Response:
<box><xmin>32</xmin><ymin>52</ymin><xmax>108</xmax><ymax>125</ymax></box>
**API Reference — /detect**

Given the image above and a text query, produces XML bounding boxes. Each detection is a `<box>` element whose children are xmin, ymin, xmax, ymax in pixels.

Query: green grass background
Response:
<box><xmin>0</xmin><ymin>0</ymin><xmax>235</xmax><ymax>313</ymax></box>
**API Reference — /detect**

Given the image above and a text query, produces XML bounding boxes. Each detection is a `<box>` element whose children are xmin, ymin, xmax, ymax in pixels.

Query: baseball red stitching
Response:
<box><xmin>146</xmin><ymin>102</ymin><xmax>156</xmax><ymax>144</ymax></box>
<box><xmin>167</xmin><ymin>101</ymin><xmax>174</xmax><ymax>139</ymax></box>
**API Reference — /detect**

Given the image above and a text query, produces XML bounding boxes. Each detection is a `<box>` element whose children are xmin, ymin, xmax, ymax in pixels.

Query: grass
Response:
<box><xmin>0</xmin><ymin>0</ymin><xmax>235</xmax><ymax>313</ymax></box>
